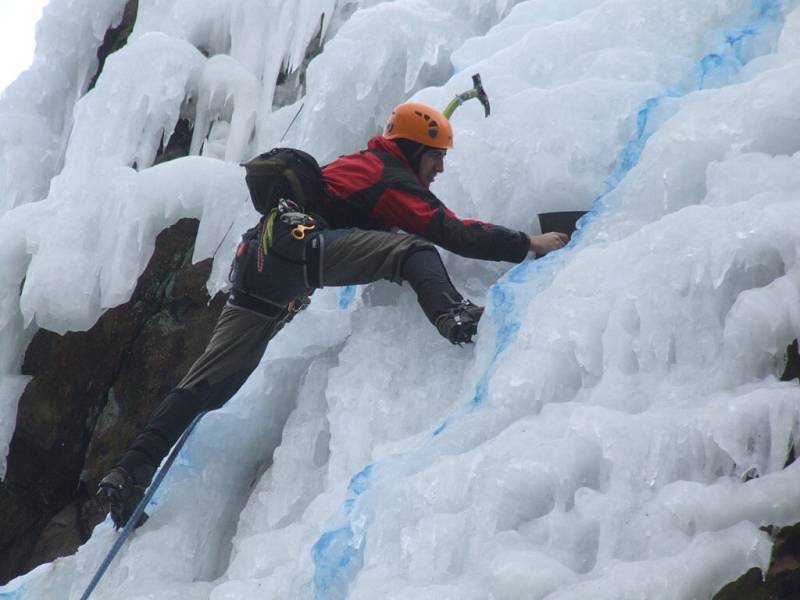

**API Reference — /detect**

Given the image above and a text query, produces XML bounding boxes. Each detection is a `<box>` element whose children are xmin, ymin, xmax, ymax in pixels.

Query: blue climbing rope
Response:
<box><xmin>78</xmin><ymin>412</ymin><xmax>207</xmax><ymax>600</ymax></box>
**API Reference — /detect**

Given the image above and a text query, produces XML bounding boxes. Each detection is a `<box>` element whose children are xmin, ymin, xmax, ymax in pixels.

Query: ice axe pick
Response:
<box><xmin>443</xmin><ymin>73</ymin><xmax>491</xmax><ymax>119</ymax></box>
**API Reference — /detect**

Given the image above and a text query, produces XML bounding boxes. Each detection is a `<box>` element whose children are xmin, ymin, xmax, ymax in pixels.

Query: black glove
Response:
<box><xmin>97</xmin><ymin>467</ymin><xmax>149</xmax><ymax>530</ymax></box>
<box><xmin>435</xmin><ymin>300</ymin><xmax>484</xmax><ymax>345</ymax></box>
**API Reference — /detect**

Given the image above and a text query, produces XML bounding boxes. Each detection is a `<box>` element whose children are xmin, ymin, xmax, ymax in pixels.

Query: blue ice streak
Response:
<box><xmin>312</xmin><ymin>465</ymin><xmax>374</xmax><ymax>599</ymax></box>
<box><xmin>339</xmin><ymin>286</ymin><xmax>356</xmax><ymax>309</ymax></box>
<box><xmin>312</xmin><ymin>527</ymin><xmax>364</xmax><ymax>600</ymax></box>
<box><xmin>347</xmin><ymin>464</ymin><xmax>373</xmax><ymax>496</ymax></box>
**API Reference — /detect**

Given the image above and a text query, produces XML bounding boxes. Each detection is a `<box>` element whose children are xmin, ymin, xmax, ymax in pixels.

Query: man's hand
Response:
<box><xmin>529</xmin><ymin>232</ymin><xmax>569</xmax><ymax>256</ymax></box>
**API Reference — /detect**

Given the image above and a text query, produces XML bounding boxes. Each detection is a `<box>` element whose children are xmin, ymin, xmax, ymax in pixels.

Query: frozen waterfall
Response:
<box><xmin>1</xmin><ymin>0</ymin><xmax>800</xmax><ymax>599</ymax></box>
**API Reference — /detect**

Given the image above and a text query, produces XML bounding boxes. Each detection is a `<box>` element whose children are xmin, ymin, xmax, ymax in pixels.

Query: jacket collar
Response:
<box><xmin>367</xmin><ymin>135</ymin><xmax>412</xmax><ymax>166</ymax></box>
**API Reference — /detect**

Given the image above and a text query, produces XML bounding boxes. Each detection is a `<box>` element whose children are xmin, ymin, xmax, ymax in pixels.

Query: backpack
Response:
<box><xmin>242</xmin><ymin>147</ymin><xmax>327</xmax><ymax>215</ymax></box>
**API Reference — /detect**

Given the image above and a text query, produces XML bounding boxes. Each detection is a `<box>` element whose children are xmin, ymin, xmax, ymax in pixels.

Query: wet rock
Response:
<box><xmin>0</xmin><ymin>218</ymin><xmax>225</xmax><ymax>584</ymax></box>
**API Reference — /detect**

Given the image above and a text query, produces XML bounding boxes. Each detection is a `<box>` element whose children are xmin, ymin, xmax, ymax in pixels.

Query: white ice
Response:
<box><xmin>1</xmin><ymin>0</ymin><xmax>799</xmax><ymax>599</ymax></box>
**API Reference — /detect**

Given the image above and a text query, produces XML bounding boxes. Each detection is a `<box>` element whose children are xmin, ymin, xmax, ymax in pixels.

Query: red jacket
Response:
<box><xmin>320</xmin><ymin>136</ymin><xmax>530</xmax><ymax>263</ymax></box>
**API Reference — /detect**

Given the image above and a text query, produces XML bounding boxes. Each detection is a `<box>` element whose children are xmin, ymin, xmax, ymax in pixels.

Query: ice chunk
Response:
<box><xmin>191</xmin><ymin>54</ymin><xmax>260</xmax><ymax>162</ymax></box>
<box><xmin>64</xmin><ymin>33</ymin><xmax>206</xmax><ymax>173</ymax></box>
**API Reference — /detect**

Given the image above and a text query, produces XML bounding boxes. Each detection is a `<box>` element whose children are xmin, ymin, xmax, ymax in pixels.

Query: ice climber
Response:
<box><xmin>96</xmin><ymin>102</ymin><xmax>568</xmax><ymax>529</ymax></box>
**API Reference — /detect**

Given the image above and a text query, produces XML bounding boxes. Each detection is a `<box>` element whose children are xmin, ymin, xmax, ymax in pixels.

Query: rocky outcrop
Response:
<box><xmin>0</xmin><ymin>218</ymin><xmax>225</xmax><ymax>583</ymax></box>
<box><xmin>0</xmin><ymin>1</ymin><xmax>225</xmax><ymax>582</ymax></box>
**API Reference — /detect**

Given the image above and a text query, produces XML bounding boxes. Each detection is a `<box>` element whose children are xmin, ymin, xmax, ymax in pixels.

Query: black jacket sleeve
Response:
<box><xmin>425</xmin><ymin>208</ymin><xmax>531</xmax><ymax>263</ymax></box>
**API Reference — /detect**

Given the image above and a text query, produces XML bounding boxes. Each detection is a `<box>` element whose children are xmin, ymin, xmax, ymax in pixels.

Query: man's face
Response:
<box><xmin>417</xmin><ymin>148</ymin><xmax>446</xmax><ymax>188</ymax></box>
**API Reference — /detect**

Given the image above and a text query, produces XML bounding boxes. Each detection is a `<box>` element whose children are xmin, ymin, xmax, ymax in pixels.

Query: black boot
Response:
<box><xmin>97</xmin><ymin>463</ymin><xmax>155</xmax><ymax>530</ymax></box>
<box><xmin>434</xmin><ymin>299</ymin><xmax>484</xmax><ymax>345</ymax></box>
<box><xmin>401</xmin><ymin>249</ymin><xmax>484</xmax><ymax>344</ymax></box>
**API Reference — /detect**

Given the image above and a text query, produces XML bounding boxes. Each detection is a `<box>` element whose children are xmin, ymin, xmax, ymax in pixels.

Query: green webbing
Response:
<box><xmin>262</xmin><ymin>209</ymin><xmax>278</xmax><ymax>255</ymax></box>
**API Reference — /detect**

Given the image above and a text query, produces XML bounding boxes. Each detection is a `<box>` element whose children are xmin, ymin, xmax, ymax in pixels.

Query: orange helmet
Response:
<box><xmin>383</xmin><ymin>102</ymin><xmax>453</xmax><ymax>149</ymax></box>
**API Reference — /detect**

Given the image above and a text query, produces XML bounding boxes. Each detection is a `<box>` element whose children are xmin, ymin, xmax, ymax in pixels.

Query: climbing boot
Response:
<box><xmin>435</xmin><ymin>300</ymin><xmax>484</xmax><ymax>345</ymax></box>
<box><xmin>97</xmin><ymin>464</ymin><xmax>154</xmax><ymax>530</ymax></box>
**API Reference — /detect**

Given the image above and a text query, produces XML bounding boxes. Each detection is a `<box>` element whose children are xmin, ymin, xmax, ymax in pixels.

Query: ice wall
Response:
<box><xmin>1</xmin><ymin>0</ymin><xmax>800</xmax><ymax>599</ymax></box>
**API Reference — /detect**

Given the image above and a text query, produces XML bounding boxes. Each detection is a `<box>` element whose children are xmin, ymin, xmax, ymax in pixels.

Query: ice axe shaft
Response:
<box><xmin>443</xmin><ymin>73</ymin><xmax>490</xmax><ymax>119</ymax></box>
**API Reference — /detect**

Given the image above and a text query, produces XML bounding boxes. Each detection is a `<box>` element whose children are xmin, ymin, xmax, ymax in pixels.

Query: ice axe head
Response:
<box><xmin>471</xmin><ymin>73</ymin><xmax>491</xmax><ymax>117</ymax></box>
<box><xmin>443</xmin><ymin>72</ymin><xmax>491</xmax><ymax>119</ymax></box>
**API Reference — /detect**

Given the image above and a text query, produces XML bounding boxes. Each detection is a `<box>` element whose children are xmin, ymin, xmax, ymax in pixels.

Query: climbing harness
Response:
<box><xmin>78</xmin><ymin>412</ymin><xmax>207</xmax><ymax>600</ymax></box>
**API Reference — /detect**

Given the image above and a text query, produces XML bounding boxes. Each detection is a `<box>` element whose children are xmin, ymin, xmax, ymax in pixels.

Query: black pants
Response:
<box><xmin>117</xmin><ymin>228</ymin><xmax>464</xmax><ymax>479</ymax></box>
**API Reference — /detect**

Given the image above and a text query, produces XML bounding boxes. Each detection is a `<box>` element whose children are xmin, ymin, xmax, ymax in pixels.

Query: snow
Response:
<box><xmin>1</xmin><ymin>0</ymin><xmax>800</xmax><ymax>599</ymax></box>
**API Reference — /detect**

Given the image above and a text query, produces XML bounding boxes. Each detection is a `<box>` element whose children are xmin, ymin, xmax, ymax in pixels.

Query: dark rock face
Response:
<box><xmin>0</xmin><ymin>219</ymin><xmax>225</xmax><ymax>583</ymax></box>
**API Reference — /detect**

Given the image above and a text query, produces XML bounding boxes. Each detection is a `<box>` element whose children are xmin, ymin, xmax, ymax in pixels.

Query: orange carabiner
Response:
<box><xmin>291</xmin><ymin>224</ymin><xmax>315</xmax><ymax>240</ymax></box>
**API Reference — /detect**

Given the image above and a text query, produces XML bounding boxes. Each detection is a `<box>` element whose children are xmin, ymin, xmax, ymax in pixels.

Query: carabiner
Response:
<box><xmin>291</xmin><ymin>224</ymin><xmax>315</xmax><ymax>240</ymax></box>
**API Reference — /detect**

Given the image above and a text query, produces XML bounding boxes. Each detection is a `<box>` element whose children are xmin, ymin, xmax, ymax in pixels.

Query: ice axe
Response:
<box><xmin>443</xmin><ymin>73</ymin><xmax>491</xmax><ymax>119</ymax></box>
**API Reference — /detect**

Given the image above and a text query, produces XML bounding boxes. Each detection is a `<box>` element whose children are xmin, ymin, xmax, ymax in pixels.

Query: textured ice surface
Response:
<box><xmin>0</xmin><ymin>0</ymin><xmax>129</xmax><ymax>213</ymax></box>
<box><xmin>1</xmin><ymin>0</ymin><xmax>800</xmax><ymax>599</ymax></box>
